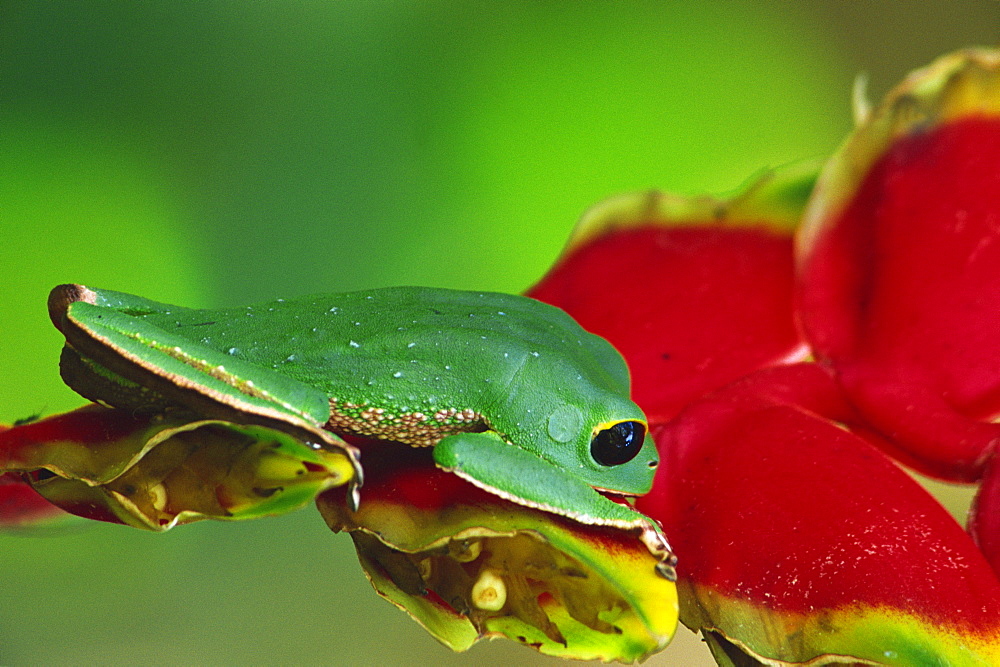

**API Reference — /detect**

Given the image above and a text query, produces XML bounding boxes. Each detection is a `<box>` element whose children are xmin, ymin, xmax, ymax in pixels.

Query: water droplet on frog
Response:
<box><xmin>328</xmin><ymin>307</ymin><xmax>339</xmax><ymax>313</ymax></box>
<box><xmin>284</xmin><ymin>354</ymin><xmax>297</xmax><ymax>363</ymax></box>
<box><xmin>407</xmin><ymin>342</ymin><xmax>416</xmax><ymax>348</ymax></box>
<box><xmin>227</xmin><ymin>347</ymin><xmax>238</xmax><ymax>355</ymax></box>
<box><xmin>349</xmin><ymin>340</ymin><xmax>360</xmax><ymax>348</ymax></box>
<box><xmin>497</xmin><ymin>311</ymin><xmax>506</xmax><ymax>316</ymax></box>
<box><xmin>393</xmin><ymin>371</ymin><xmax>403</xmax><ymax>378</ymax></box>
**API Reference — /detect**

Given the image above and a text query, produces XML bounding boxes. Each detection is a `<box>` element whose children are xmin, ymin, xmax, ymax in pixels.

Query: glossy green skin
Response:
<box><xmin>49</xmin><ymin>285</ymin><xmax>658</xmax><ymax>522</ymax></box>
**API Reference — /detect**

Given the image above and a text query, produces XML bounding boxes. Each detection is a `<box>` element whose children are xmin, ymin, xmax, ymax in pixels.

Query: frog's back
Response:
<box><xmin>137</xmin><ymin>287</ymin><xmax>629</xmax><ymax>445</ymax></box>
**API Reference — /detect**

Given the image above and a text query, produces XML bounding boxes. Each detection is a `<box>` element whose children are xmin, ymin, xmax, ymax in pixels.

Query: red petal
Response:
<box><xmin>529</xmin><ymin>166</ymin><xmax>814</xmax><ymax>422</ymax></box>
<box><xmin>970</xmin><ymin>452</ymin><xmax>1000</xmax><ymax>577</ymax></box>
<box><xmin>0</xmin><ymin>471</ymin><xmax>73</xmax><ymax>529</ymax></box>
<box><xmin>637</xmin><ymin>363</ymin><xmax>1000</xmax><ymax>662</ymax></box>
<box><xmin>798</xmin><ymin>50</ymin><xmax>1000</xmax><ymax>481</ymax></box>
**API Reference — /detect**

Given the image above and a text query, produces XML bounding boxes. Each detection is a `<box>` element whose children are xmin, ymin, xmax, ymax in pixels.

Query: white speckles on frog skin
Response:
<box><xmin>326</xmin><ymin>399</ymin><xmax>485</xmax><ymax>446</ymax></box>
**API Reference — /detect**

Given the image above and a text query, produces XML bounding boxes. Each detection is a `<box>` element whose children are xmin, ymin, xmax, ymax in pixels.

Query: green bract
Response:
<box><xmin>48</xmin><ymin>284</ymin><xmax>663</xmax><ymax>537</ymax></box>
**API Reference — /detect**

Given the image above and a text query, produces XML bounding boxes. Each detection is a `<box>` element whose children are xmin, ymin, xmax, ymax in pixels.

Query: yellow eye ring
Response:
<box><xmin>590</xmin><ymin>420</ymin><xmax>646</xmax><ymax>466</ymax></box>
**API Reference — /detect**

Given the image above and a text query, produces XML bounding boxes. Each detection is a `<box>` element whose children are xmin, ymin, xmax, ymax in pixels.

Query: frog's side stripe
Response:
<box><xmin>65</xmin><ymin>302</ymin><xmax>333</xmax><ymax>426</ymax></box>
<box><xmin>327</xmin><ymin>399</ymin><xmax>487</xmax><ymax>447</ymax></box>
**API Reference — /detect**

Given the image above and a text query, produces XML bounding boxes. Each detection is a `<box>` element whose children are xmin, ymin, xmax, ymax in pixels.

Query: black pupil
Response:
<box><xmin>590</xmin><ymin>421</ymin><xmax>645</xmax><ymax>466</ymax></box>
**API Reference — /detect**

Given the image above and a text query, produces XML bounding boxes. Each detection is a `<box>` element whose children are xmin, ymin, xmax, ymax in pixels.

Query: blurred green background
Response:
<box><xmin>1</xmin><ymin>2</ymin><xmax>996</xmax><ymax>664</ymax></box>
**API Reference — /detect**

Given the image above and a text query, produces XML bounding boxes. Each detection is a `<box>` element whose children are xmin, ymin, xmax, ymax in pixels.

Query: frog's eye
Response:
<box><xmin>590</xmin><ymin>421</ymin><xmax>645</xmax><ymax>466</ymax></box>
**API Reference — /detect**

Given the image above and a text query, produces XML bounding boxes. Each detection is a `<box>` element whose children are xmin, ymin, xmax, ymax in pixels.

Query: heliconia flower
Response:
<box><xmin>637</xmin><ymin>363</ymin><xmax>1000</xmax><ymax>665</ymax></box>
<box><xmin>0</xmin><ymin>404</ymin><xmax>354</xmax><ymax>531</ymax></box>
<box><xmin>527</xmin><ymin>47</ymin><xmax>1000</xmax><ymax>661</ymax></box>
<box><xmin>528</xmin><ymin>161</ymin><xmax>816</xmax><ymax>424</ymax></box>
<box><xmin>797</xmin><ymin>49</ymin><xmax>1000</xmax><ymax>482</ymax></box>
<box><xmin>317</xmin><ymin>437</ymin><xmax>678</xmax><ymax>663</ymax></box>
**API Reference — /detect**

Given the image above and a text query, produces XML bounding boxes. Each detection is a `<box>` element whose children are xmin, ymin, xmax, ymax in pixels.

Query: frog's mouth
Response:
<box><xmin>316</xmin><ymin>437</ymin><xmax>677</xmax><ymax>661</ymax></box>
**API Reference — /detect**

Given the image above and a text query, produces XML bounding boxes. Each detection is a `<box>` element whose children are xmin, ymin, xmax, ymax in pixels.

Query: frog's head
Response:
<box><xmin>538</xmin><ymin>398</ymin><xmax>657</xmax><ymax>497</ymax></box>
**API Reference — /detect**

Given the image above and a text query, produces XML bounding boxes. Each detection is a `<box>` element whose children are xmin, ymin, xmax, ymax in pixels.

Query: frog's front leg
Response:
<box><xmin>431</xmin><ymin>431</ymin><xmax>647</xmax><ymax>530</ymax></box>
<box><xmin>432</xmin><ymin>431</ymin><xmax>678</xmax><ymax>579</ymax></box>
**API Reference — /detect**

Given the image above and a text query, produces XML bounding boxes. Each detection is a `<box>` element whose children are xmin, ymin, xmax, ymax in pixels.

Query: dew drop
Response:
<box><xmin>349</xmin><ymin>340</ymin><xmax>360</xmax><ymax>348</ymax></box>
<box><xmin>407</xmin><ymin>342</ymin><xmax>416</xmax><ymax>348</ymax></box>
<box><xmin>227</xmin><ymin>347</ymin><xmax>238</xmax><ymax>355</ymax></box>
<box><xmin>393</xmin><ymin>372</ymin><xmax>403</xmax><ymax>378</ymax></box>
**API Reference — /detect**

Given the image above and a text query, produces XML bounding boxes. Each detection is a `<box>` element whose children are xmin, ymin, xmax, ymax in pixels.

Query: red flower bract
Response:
<box><xmin>529</xmin><ymin>174</ymin><xmax>811</xmax><ymax>423</ymax></box>
<box><xmin>639</xmin><ymin>364</ymin><xmax>1000</xmax><ymax>664</ymax></box>
<box><xmin>798</xmin><ymin>53</ymin><xmax>1000</xmax><ymax>482</ymax></box>
<box><xmin>528</xmin><ymin>48</ymin><xmax>1000</xmax><ymax>664</ymax></box>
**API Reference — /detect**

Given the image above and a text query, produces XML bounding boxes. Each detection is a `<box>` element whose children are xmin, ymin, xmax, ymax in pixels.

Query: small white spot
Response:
<box><xmin>444</xmin><ymin>365</ymin><xmax>451</xmax><ymax>370</ymax></box>
<box><xmin>531</xmin><ymin>351</ymin><xmax>539</xmax><ymax>357</ymax></box>
<box><xmin>407</xmin><ymin>342</ymin><xmax>416</xmax><ymax>348</ymax></box>
<box><xmin>329</xmin><ymin>307</ymin><xmax>339</xmax><ymax>313</ymax></box>
<box><xmin>284</xmin><ymin>354</ymin><xmax>297</xmax><ymax>362</ymax></box>
<box><xmin>497</xmin><ymin>311</ymin><xmax>506</xmax><ymax>316</ymax></box>
<box><xmin>393</xmin><ymin>372</ymin><xmax>403</xmax><ymax>378</ymax></box>
<box><xmin>227</xmin><ymin>347</ymin><xmax>238</xmax><ymax>355</ymax></box>
<box><xmin>349</xmin><ymin>340</ymin><xmax>360</xmax><ymax>348</ymax></box>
